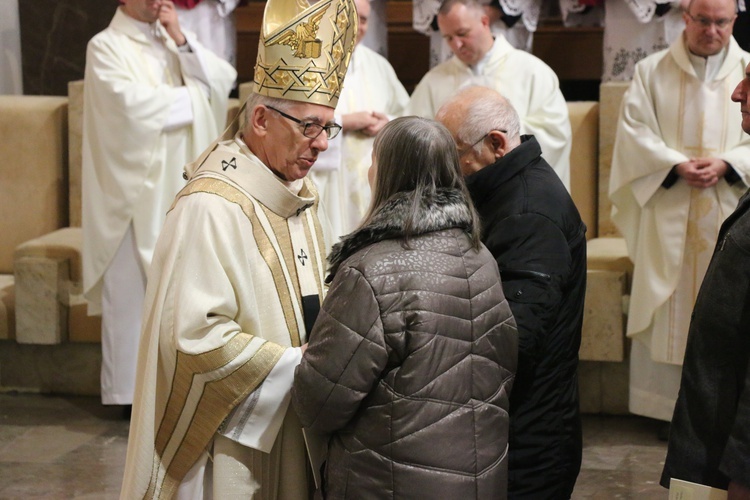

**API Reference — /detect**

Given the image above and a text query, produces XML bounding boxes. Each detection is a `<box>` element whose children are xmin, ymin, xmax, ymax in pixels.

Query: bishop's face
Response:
<box><xmin>731</xmin><ymin>62</ymin><xmax>750</xmax><ymax>135</ymax></box>
<box><xmin>263</xmin><ymin>102</ymin><xmax>335</xmax><ymax>181</ymax></box>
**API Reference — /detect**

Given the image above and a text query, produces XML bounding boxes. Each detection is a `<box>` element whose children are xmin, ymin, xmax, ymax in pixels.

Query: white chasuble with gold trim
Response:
<box><xmin>610</xmin><ymin>35</ymin><xmax>750</xmax><ymax>420</ymax></box>
<box><xmin>121</xmin><ymin>139</ymin><xmax>329</xmax><ymax>499</ymax></box>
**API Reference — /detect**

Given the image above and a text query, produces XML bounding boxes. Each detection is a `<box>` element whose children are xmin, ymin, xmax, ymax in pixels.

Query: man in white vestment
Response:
<box><xmin>119</xmin><ymin>0</ymin><xmax>357</xmax><ymax>495</ymax></box>
<box><xmin>174</xmin><ymin>0</ymin><xmax>242</xmax><ymax>66</ymax></box>
<box><xmin>413</xmin><ymin>0</ymin><xmax>542</xmax><ymax>67</ymax></box>
<box><xmin>610</xmin><ymin>0</ymin><xmax>750</xmax><ymax>424</ymax></box>
<box><xmin>310</xmin><ymin>0</ymin><xmax>409</xmax><ymax>241</ymax></box>
<box><xmin>82</xmin><ymin>0</ymin><xmax>236</xmax><ymax>410</ymax></box>
<box><xmin>407</xmin><ymin>0</ymin><xmax>572</xmax><ymax>189</ymax></box>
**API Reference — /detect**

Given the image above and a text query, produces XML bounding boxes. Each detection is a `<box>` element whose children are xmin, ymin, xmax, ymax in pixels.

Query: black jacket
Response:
<box><xmin>661</xmin><ymin>189</ymin><xmax>750</xmax><ymax>490</ymax></box>
<box><xmin>466</xmin><ymin>136</ymin><xmax>586</xmax><ymax>499</ymax></box>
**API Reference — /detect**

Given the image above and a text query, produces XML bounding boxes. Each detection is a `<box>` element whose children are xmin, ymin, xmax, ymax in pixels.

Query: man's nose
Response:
<box><xmin>731</xmin><ymin>82</ymin><xmax>744</xmax><ymax>102</ymax></box>
<box><xmin>312</xmin><ymin>132</ymin><xmax>329</xmax><ymax>152</ymax></box>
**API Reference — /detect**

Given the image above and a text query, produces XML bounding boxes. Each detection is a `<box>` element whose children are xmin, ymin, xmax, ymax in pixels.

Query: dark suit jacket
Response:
<box><xmin>662</xmin><ymin>188</ymin><xmax>750</xmax><ymax>489</ymax></box>
<box><xmin>466</xmin><ymin>135</ymin><xmax>587</xmax><ymax>499</ymax></box>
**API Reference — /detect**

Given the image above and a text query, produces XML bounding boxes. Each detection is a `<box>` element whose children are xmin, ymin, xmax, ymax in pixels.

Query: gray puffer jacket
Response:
<box><xmin>292</xmin><ymin>188</ymin><xmax>518</xmax><ymax>499</ymax></box>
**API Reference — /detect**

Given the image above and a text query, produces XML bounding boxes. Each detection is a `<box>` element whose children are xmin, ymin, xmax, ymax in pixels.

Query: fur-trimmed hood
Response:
<box><xmin>327</xmin><ymin>187</ymin><xmax>475</xmax><ymax>278</ymax></box>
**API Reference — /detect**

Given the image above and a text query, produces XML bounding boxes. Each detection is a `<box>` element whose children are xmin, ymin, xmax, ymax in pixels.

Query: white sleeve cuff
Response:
<box><xmin>164</xmin><ymin>87</ymin><xmax>194</xmax><ymax>131</ymax></box>
<box><xmin>218</xmin><ymin>346</ymin><xmax>303</xmax><ymax>453</ymax></box>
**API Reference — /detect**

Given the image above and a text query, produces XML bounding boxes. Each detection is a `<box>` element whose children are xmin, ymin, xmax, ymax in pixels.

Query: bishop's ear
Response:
<box><xmin>250</xmin><ymin>105</ymin><xmax>270</xmax><ymax>137</ymax></box>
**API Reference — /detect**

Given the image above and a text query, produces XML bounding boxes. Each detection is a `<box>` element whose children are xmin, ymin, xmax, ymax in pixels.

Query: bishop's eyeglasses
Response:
<box><xmin>267</xmin><ymin>106</ymin><xmax>342</xmax><ymax>140</ymax></box>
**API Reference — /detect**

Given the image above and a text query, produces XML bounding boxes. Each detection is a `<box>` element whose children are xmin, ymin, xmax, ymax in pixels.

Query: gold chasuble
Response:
<box><xmin>610</xmin><ymin>35</ymin><xmax>750</xmax><ymax>421</ymax></box>
<box><xmin>121</xmin><ymin>139</ymin><xmax>330</xmax><ymax>498</ymax></box>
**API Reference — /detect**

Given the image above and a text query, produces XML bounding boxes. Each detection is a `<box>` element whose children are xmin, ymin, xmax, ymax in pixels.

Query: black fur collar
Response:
<box><xmin>327</xmin><ymin>187</ymin><xmax>474</xmax><ymax>278</ymax></box>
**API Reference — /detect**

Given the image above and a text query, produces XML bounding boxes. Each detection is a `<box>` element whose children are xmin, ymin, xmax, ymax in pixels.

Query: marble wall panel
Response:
<box><xmin>19</xmin><ymin>0</ymin><xmax>116</xmax><ymax>96</ymax></box>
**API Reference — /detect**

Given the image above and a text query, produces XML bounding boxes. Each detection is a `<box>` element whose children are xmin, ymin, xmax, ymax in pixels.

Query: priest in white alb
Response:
<box><xmin>407</xmin><ymin>0</ymin><xmax>571</xmax><ymax>189</ymax></box>
<box><xmin>82</xmin><ymin>0</ymin><xmax>236</xmax><ymax>409</ymax></box>
<box><xmin>412</xmin><ymin>0</ymin><xmax>542</xmax><ymax>68</ymax></box>
<box><xmin>310</xmin><ymin>0</ymin><xmax>408</xmax><ymax>241</ymax></box>
<box><xmin>119</xmin><ymin>0</ymin><xmax>358</xmax><ymax>495</ymax></box>
<box><xmin>610</xmin><ymin>0</ymin><xmax>750</xmax><ymax>423</ymax></box>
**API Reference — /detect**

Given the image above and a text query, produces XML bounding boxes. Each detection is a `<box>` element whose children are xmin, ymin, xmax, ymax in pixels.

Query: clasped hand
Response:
<box><xmin>676</xmin><ymin>157</ymin><xmax>728</xmax><ymax>188</ymax></box>
<box><xmin>343</xmin><ymin>111</ymin><xmax>389</xmax><ymax>137</ymax></box>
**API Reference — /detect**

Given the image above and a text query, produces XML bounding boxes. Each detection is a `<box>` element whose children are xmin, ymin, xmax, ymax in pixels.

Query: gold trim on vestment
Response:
<box><xmin>148</xmin><ymin>335</ymin><xmax>284</xmax><ymax>498</ymax></box>
<box><xmin>145</xmin><ymin>176</ymin><xmax>321</xmax><ymax>496</ymax></box>
<box><xmin>300</xmin><ymin>180</ymin><xmax>327</xmax><ymax>298</ymax></box>
<box><xmin>174</xmin><ymin>177</ymin><xmax>302</xmax><ymax>346</ymax></box>
<box><xmin>260</xmin><ymin>203</ymin><xmax>304</xmax><ymax>347</ymax></box>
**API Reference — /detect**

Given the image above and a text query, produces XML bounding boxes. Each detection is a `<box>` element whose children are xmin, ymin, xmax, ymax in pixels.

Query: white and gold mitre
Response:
<box><xmin>253</xmin><ymin>0</ymin><xmax>358</xmax><ymax>108</ymax></box>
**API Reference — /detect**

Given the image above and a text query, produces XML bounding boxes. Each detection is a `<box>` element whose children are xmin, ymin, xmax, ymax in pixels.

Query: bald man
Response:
<box><xmin>610</xmin><ymin>0</ymin><xmax>750</xmax><ymax>427</ymax></box>
<box><xmin>437</xmin><ymin>86</ymin><xmax>586</xmax><ymax>499</ymax></box>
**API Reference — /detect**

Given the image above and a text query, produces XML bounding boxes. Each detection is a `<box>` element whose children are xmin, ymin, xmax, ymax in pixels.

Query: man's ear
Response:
<box><xmin>250</xmin><ymin>105</ymin><xmax>269</xmax><ymax>137</ymax></box>
<box><xmin>488</xmin><ymin>130</ymin><xmax>508</xmax><ymax>158</ymax></box>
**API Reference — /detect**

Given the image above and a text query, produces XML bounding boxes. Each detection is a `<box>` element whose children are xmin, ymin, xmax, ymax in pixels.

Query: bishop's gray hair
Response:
<box><xmin>243</xmin><ymin>92</ymin><xmax>295</xmax><ymax>129</ymax></box>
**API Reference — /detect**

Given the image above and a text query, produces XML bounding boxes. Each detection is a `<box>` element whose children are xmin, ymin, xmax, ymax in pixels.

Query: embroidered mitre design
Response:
<box><xmin>254</xmin><ymin>0</ymin><xmax>358</xmax><ymax>108</ymax></box>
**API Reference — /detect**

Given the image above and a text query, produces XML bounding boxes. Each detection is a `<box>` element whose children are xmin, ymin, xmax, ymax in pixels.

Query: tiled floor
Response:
<box><xmin>0</xmin><ymin>392</ymin><xmax>669</xmax><ymax>499</ymax></box>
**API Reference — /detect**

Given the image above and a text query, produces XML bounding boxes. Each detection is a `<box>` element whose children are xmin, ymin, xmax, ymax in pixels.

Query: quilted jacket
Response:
<box><xmin>292</xmin><ymin>187</ymin><xmax>518</xmax><ymax>499</ymax></box>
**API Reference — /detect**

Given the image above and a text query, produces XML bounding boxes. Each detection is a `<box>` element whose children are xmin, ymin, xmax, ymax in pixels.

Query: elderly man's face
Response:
<box><xmin>262</xmin><ymin>102</ymin><xmax>335</xmax><ymax>181</ymax></box>
<box><xmin>121</xmin><ymin>0</ymin><xmax>162</xmax><ymax>23</ymax></box>
<box><xmin>437</xmin><ymin>4</ymin><xmax>493</xmax><ymax>67</ymax></box>
<box><xmin>437</xmin><ymin>105</ymin><xmax>494</xmax><ymax>176</ymax></box>
<box><xmin>731</xmin><ymin>62</ymin><xmax>750</xmax><ymax>134</ymax></box>
<box><xmin>683</xmin><ymin>0</ymin><xmax>736</xmax><ymax>57</ymax></box>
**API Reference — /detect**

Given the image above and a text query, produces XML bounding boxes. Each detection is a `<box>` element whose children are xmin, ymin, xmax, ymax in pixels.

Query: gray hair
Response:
<box><xmin>243</xmin><ymin>92</ymin><xmax>294</xmax><ymax>129</ymax></box>
<box><xmin>452</xmin><ymin>86</ymin><xmax>521</xmax><ymax>155</ymax></box>
<box><xmin>364</xmin><ymin>116</ymin><xmax>482</xmax><ymax>248</ymax></box>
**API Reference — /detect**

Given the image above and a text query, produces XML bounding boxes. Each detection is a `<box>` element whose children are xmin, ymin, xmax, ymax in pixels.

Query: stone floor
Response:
<box><xmin>0</xmin><ymin>392</ymin><xmax>669</xmax><ymax>499</ymax></box>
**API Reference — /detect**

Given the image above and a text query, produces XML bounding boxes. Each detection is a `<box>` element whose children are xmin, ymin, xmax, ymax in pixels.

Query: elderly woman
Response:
<box><xmin>292</xmin><ymin>116</ymin><xmax>518</xmax><ymax>498</ymax></box>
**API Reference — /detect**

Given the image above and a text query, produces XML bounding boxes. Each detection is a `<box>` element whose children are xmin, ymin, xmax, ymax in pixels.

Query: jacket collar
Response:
<box><xmin>327</xmin><ymin>188</ymin><xmax>474</xmax><ymax>278</ymax></box>
<box><xmin>465</xmin><ymin>135</ymin><xmax>540</xmax><ymax>203</ymax></box>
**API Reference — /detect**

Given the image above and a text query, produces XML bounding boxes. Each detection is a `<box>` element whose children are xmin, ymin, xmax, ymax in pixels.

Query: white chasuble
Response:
<box><xmin>610</xmin><ymin>35</ymin><xmax>750</xmax><ymax>420</ymax></box>
<box><xmin>658</xmin><ymin>80</ymin><xmax>726</xmax><ymax>364</ymax></box>
<box><xmin>310</xmin><ymin>45</ymin><xmax>409</xmax><ymax>242</ymax></box>
<box><xmin>121</xmin><ymin>139</ymin><xmax>328</xmax><ymax>499</ymax></box>
<box><xmin>82</xmin><ymin>7</ymin><xmax>236</xmax><ymax>314</ymax></box>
